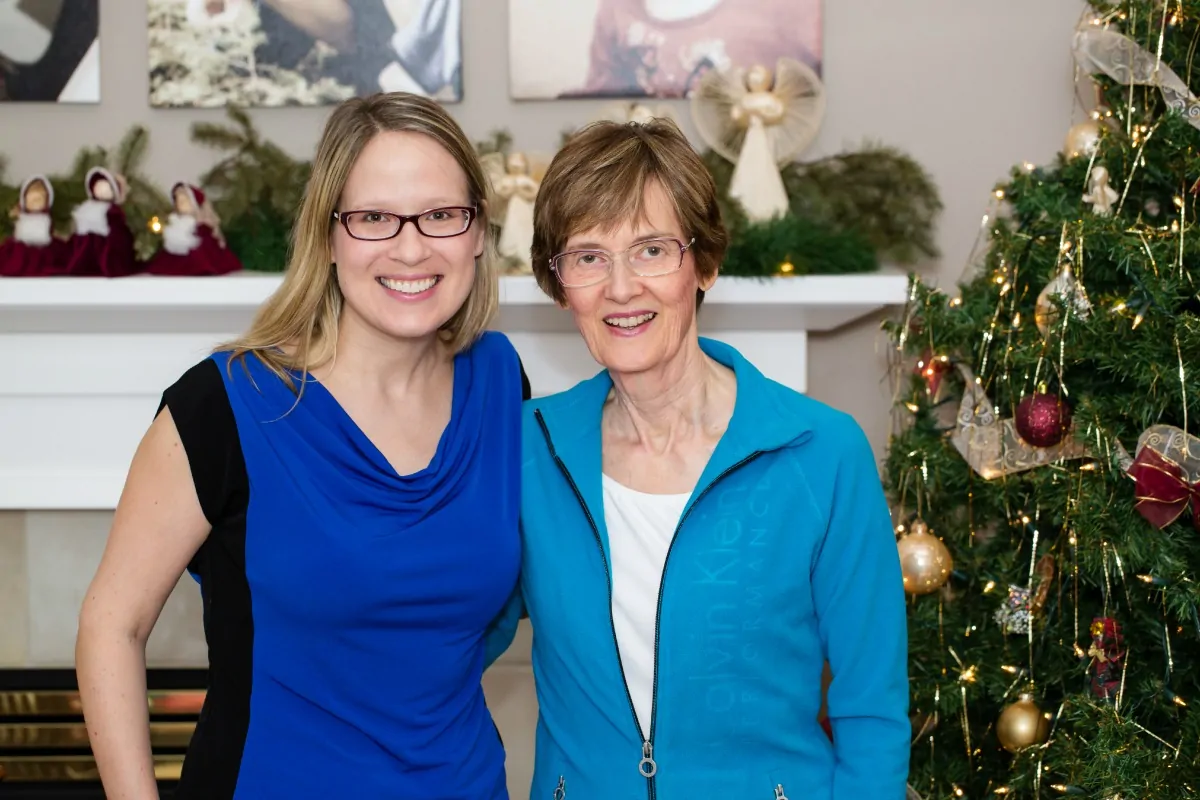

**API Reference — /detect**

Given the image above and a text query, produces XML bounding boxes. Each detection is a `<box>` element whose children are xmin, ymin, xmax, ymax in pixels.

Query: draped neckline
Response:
<box><xmin>290</xmin><ymin>351</ymin><xmax>467</xmax><ymax>483</ymax></box>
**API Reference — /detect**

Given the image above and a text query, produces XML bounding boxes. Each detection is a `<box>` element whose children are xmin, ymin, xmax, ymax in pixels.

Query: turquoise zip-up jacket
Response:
<box><xmin>487</xmin><ymin>337</ymin><xmax>910</xmax><ymax>799</ymax></box>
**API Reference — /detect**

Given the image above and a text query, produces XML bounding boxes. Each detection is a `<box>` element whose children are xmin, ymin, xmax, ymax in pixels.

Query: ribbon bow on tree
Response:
<box><xmin>1125</xmin><ymin>424</ymin><xmax>1200</xmax><ymax>530</ymax></box>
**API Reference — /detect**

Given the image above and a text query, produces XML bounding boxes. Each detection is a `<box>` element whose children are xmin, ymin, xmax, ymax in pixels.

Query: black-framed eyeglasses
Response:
<box><xmin>331</xmin><ymin>206</ymin><xmax>477</xmax><ymax>240</ymax></box>
<box><xmin>550</xmin><ymin>237</ymin><xmax>695</xmax><ymax>288</ymax></box>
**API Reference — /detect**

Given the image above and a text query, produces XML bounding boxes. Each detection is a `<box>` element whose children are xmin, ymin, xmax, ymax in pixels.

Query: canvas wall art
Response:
<box><xmin>0</xmin><ymin>0</ymin><xmax>100</xmax><ymax>102</ymax></box>
<box><xmin>509</xmin><ymin>0</ymin><xmax>821</xmax><ymax>100</ymax></box>
<box><xmin>148</xmin><ymin>0</ymin><xmax>462</xmax><ymax>108</ymax></box>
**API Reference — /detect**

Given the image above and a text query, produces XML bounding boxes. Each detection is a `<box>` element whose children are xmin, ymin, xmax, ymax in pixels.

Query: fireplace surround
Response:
<box><xmin>0</xmin><ymin>270</ymin><xmax>906</xmax><ymax>796</ymax></box>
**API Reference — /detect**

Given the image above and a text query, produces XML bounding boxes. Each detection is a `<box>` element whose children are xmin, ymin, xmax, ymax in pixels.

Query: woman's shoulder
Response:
<box><xmin>467</xmin><ymin>330</ymin><xmax>518</xmax><ymax>361</ymax></box>
<box><xmin>164</xmin><ymin>354</ymin><xmax>229</xmax><ymax>404</ymax></box>
<box><xmin>466</xmin><ymin>331</ymin><xmax>532</xmax><ymax>399</ymax></box>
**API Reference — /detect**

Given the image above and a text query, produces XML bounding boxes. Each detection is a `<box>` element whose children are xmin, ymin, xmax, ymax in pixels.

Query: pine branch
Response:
<box><xmin>191</xmin><ymin>123</ymin><xmax>250</xmax><ymax>152</ymax></box>
<box><xmin>115</xmin><ymin>126</ymin><xmax>150</xmax><ymax>176</ymax></box>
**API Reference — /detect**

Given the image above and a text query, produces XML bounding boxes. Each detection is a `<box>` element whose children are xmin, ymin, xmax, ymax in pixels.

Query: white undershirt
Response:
<box><xmin>602</xmin><ymin>474</ymin><xmax>691</xmax><ymax>740</ymax></box>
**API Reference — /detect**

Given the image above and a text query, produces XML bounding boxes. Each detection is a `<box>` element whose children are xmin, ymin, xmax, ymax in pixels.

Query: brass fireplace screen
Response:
<box><xmin>0</xmin><ymin>668</ymin><xmax>204</xmax><ymax>788</ymax></box>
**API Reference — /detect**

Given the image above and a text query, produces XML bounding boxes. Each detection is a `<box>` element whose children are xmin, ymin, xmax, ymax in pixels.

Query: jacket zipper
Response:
<box><xmin>536</xmin><ymin>411</ymin><xmax>653</xmax><ymax>798</ymax></box>
<box><xmin>536</xmin><ymin>410</ymin><xmax>764</xmax><ymax>799</ymax></box>
<box><xmin>775</xmin><ymin>785</ymin><xmax>789</xmax><ymax>799</ymax></box>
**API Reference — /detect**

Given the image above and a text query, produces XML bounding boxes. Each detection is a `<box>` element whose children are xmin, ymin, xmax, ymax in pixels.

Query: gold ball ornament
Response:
<box><xmin>1063</xmin><ymin>120</ymin><xmax>1101</xmax><ymax>160</ymax></box>
<box><xmin>996</xmin><ymin>693</ymin><xmax>1050</xmax><ymax>753</ymax></box>
<box><xmin>896</xmin><ymin>520</ymin><xmax>953</xmax><ymax>595</ymax></box>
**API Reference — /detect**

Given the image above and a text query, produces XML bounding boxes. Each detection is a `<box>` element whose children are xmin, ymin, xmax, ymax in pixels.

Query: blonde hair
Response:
<box><xmin>220</xmin><ymin>92</ymin><xmax>499</xmax><ymax>387</ymax></box>
<box><xmin>531</xmin><ymin>118</ymin><xmax>727</xmax><ymax>306</ymax></box>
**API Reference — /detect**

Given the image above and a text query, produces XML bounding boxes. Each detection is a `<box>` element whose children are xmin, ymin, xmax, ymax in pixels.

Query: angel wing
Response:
<box><xmin>480</xmin><ymin>151</ymin><xmax>509</xmax><ymax>226</ymax></box>
<box><xmin>690</xmin><ymin>67</ymin><xmax>748</xmax><ymax>163</ymax></box>
<box><xmin>769</xmin><ymin>57</ymin><xmax>826</xmax><ymax>163</ymax></box>
<box><xmin>690</xmin><ymin>57</ymin><xmax>826</xmax><ymax>166</ymax></box>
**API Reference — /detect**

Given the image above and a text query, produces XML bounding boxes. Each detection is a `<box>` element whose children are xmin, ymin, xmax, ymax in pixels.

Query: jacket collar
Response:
<box><xmin>530</xmin><ymin>337</ymin><xmax>815</xmax><ymax>551</ymax></box>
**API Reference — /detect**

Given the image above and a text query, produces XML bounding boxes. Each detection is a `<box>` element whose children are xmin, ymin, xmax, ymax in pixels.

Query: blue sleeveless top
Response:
<box><xmin>187</xmin><ymin>331</ymin><xmax>522</xmax><ymax>799</ymax></box>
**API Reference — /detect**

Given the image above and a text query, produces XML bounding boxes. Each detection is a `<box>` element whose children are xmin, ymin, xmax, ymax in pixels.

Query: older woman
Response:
<box><xmin>486</xmin><ymin>119</ymin><xmax>908</xmax><ymax>798</ymax></box>
<box><xmin>77</xmin><ymin>93</ymin><xmax>526</xmax><ymax>800</ymax></box>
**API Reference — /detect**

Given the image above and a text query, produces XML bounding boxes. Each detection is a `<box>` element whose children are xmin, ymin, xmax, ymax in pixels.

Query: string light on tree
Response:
<box><xmin>914</xmin><ymin>350</ymin><xmax>951</xmax><ymax>395</ymax></box>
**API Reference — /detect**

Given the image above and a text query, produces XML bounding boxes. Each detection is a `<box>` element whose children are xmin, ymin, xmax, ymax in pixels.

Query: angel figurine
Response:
<box><xmin>691</xmin><ymin>57</ymin><xmax>826</xmax><ymax>222</ymax></box>
<box><xmin>597</xmin><ymin>101</ymin><xmax>678</xmax><ymax>127</ymax></box>
<box><xmin>483</xmin><ymin>151</ymin><xmax>545</xmax><ymax>274</ymax></box>
<box><xmin>66</xmin><ymin>166</ymin><xmax>139</xmax><ymax>277</ymax></box>
<box><xmin>1</xmin><ymin>176</ymin><xmax>68</xmax><ymax>277</ymax></box>
<box><xmin>146</xmin><ymin>182</ymin><xmax>243</xmax><ymax>276</ymax></box>
<box><xmin>1083</xmin><ymin>165</ymin><xmax>1119</xmax><ymax>215</ymax></box>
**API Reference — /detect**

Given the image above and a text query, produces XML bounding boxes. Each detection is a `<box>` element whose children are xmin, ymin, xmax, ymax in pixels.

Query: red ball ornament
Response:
<box><xmin>1015</xmin><ymin>393</ymin><xmax>1072</xmax><ymax>447</ymax></box>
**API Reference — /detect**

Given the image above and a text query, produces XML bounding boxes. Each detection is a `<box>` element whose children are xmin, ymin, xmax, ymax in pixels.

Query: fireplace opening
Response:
<box><xmin>0</xmin><ymin>668</ymin><xmax>206</xmax><ymax>799</ymax></box>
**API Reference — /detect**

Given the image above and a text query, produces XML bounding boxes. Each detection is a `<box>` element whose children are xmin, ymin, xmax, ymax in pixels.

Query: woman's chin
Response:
<box><xmin>591</xmin><ymin>343</ymin><xmax>668</xmax><ymax>377</ymax></box>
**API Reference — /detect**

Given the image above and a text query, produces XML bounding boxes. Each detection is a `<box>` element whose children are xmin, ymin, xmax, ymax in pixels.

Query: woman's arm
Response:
<box><xmin>810</xmin><ymin>422</ymin><xmax>910</xmax><ymax>798</ymax></box>
<box><xmin>483</xmin><ymin>584</ymin><xmax>525</xmax><ymax>669</ymax></box>
<box><xmin>75</xmin><ymin>409</ymin><xmax>212</xmax><ymax>800</ymax></box>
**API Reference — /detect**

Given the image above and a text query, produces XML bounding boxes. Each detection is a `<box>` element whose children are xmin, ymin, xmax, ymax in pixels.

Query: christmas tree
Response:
<box><xmin>886</xmin><ymin>3</ymin><xmax>1200</xmax><ymax>797</ymax></box>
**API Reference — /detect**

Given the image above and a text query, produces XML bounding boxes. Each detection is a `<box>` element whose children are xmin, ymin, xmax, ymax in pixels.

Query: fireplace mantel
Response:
<box><xmin>0</xmin><ymin>271</ymin><xmax>908</xmax><ymax>509</ymax></box>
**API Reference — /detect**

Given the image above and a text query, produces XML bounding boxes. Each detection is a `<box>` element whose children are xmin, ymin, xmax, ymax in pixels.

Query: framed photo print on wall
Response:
<box><xmin>148</xmin><ymin>0</ymin><xmax>462</xmax><ymax>107</ymax></box>
<box><xmin>0</xmin><ymin>0</ymin><xmax>100</xmax><ymax>103</ymax></box>
<box><xmin>508</xmin><ymin>0</ymin><xmax>821</xmax><ymax>100</ymax></box>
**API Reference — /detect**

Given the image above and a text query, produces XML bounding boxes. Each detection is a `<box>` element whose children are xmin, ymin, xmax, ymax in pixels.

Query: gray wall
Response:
<box><xmin>0</xmin><ymin>0</ymin><xmax>1087</xmax><ymax>794</ymax></box>
<box><xmin>2</xmin><ymin>0</ymin><xmax>1086</xmax><ymax>455</ymax></box>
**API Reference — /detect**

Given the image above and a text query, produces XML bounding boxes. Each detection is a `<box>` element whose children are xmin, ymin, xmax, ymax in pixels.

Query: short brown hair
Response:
<box><xmin>221</xmin><ymin>92</ymin><xmax>499</xmax><ymax>386</ymax></box>
<box><xmin>531</xmin><ymin>118</ymin><xmax>727</xmax><ymax>306</ymax></box>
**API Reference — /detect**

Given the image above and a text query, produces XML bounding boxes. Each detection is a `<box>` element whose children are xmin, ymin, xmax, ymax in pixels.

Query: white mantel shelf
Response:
<box><xmin>0</xmin><ymin>271</ymin><xmax>908</xmax><ymax>333</ymax></box>
<box><xmin>1</xmin><ymin>270</ymin><xmax>909</xmax><ymax>510</ymax></box>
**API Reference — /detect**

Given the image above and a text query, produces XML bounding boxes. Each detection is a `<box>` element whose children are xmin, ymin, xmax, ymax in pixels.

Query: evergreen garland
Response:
<box><xmin>0</xmin><ymin>128</ymin><xmax>168</xmax><ymax>259</ymax></box>
<box><xmin>702</xmin><ymin>145</ymin><xmax>942</xmax><ymax>277</ymax></box>
<box><xmin>191</xmin><ymin>107</ymin><xmax>311</xmax><ymax>273</ymax></box>
<box><xmin>721</xmin><ymin>212</ymin><xmax>876</xmax><ymax>277</ymax></box>
<box><xmin>0</xmin><ymin>157</ymin><xmax>19</xmax><ymax>241</ymax></box>
<box><xmin>2</xmin><ymin>113</ymin><xmax>939</xmax><ymax>278</ymax></box>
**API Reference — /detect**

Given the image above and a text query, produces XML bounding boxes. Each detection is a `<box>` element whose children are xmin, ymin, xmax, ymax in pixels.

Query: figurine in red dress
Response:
<box><xmin>0</xmin><ymin>175</ymin><xmax>67</xmax><ymax>277</ymax></box>
<box><xmin>146</xmin><ymin>183</ymin><xmax>243</xmax><ymax>276</ymax></box>
<box><xmin>66</xmin><ymin>166</ymin><xmax>139</xmax><ymax>277</ymax></box>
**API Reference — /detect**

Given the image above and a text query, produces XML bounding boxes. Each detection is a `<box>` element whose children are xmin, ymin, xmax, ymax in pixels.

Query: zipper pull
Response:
<box><xmin>774</xmin><ymin>785</ymin><xmax>788</xmax><ymax>800</ymax></box>
<box><xmin>638</xmin><ymin>741</ymin><xmax>657</xmax><ymax>778</ymax></box>
<box><xmin>553</xmin><ymin>776</ymin><xmax>565</xmax><ymax>799</ymax></box>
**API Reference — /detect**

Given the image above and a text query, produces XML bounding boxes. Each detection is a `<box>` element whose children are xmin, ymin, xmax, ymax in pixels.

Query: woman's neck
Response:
<box><xmin>314</xmin><ymin>311</ymin><xmax>450</xmax><ymax>398</ymax></box>
<box><xmin>606</xmin><ymin>340</ymin><xmax>735</xmax><ymax>454</ymax></box>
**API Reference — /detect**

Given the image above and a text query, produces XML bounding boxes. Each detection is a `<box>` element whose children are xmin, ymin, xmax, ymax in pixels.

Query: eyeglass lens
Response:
<box><xmin>554</xmin><ymin>238</ymin><xmax>683</xmax><ymax>286</ymax></box>
<box><xmin>342</xmin><ymin>208</ymin><xmax>471</xmax><ymax>239</ymax></box>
